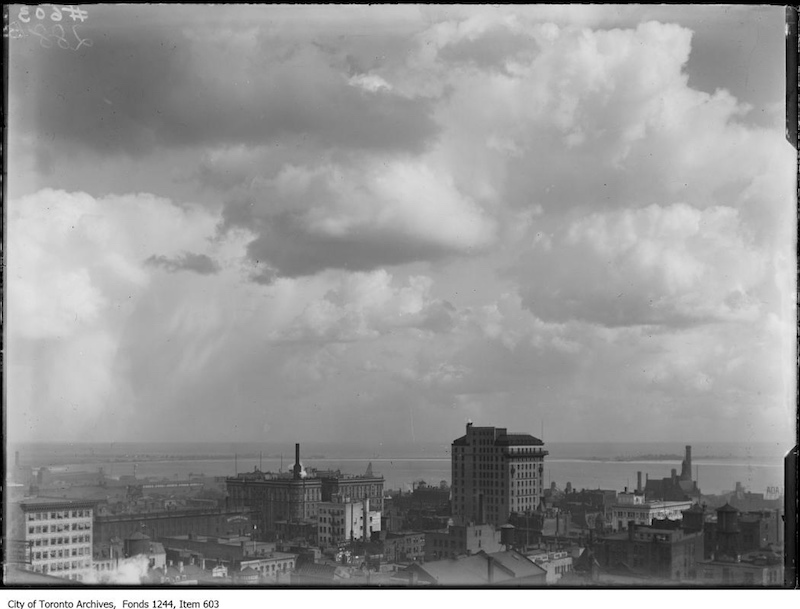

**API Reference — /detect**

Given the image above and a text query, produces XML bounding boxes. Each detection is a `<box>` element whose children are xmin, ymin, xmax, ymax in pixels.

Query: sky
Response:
<box><xmin>5</xmin><ymin>5</ymin><xmax>796</xmax><ymax>448</ymax></box>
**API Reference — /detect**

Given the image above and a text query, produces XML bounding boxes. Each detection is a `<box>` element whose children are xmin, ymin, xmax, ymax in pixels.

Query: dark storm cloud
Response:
<box><xmin>145</xmin><ymin>252</ymin><xmax>220</xmax><ymax>275</ymax></box>
<box><xmin>242</xmin><ymin>212</ymin><xmax>456</xmax><ymax>281</ymax></box>
<box><xmin>11</xmin><ymin>6</ymin><xmax>438</xmax><ymax>157</ymax></box>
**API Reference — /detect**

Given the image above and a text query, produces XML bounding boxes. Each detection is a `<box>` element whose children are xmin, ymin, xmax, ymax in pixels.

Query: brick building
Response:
<box><xmin>320</xmin><ymin>467</ymin><xmax>384</xmax><ymax>512</ymax></box>
<box><xmin>451</xmin><ymin>423</ymin><xmax>548</xmax><ymax>527</ymax></box>
<box><xmin>94</xmin><ymin>506</ymin><xmax>256</xmax><ymax>545</ymax></box>
<box><xmin>595</xmin><ymin>520</ymin><xmax>704</xmax><ymax>581</ymax></box>
<box><xmin>226</xmin><ymin>444</ymin><xmax>322</xmax><ymax>535</ymax></box>
<box><xmin>425</xmin><ymin>522</ymin><xmax>503</xmax><ymax>561</ymax></box>
<box><xmin>382</xmin><ymin>531</ymin><xmax>426</xmax><ymax>564</ymax></box>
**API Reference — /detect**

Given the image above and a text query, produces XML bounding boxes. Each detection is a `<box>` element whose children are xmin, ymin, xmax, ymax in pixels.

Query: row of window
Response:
<box><xmin>29</xmin><ymin>522</ymin><xmax>91</xmax><ymax>535</ymax></box>
<box><xmin>27</xmin><ymin>510</ymin><xmax>91</xmax><ymax>521</ymax></box>
<box><xmin>257</xmin><ymin>561</ymin><xmax>292</xmax><ymax>574</ymax></box>
<box><xmin>33</xmin><ymin>534</ymin><xmax>90</xmax><ymax>546</ymax></box>
<box><xmin>36</xmin><ymin>559</ymin><xmax>92</xmax><ymax>572</ymax></box>
<box><xmin>34</xmin><ymin>547</ymin><xmax>90</xmax><ymax>560</ymax></box>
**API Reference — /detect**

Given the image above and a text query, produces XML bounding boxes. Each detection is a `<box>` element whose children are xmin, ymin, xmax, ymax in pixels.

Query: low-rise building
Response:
<box><xmin>383</xmin><ymin>531</ymin><xmax>426</xmax><ymax>564</ymax></box>
<box><xmin>159</xmin><ymin>534</ymin><xmax>297</xmax><ymax>582</ymax></box>
<box><xmin>94</xmin><ymin>506</ymin><xmax>256</xmax><ymax>544</ymax></box>
<box><xmin>403</xmin><ymin>550</ymin><xmax>547</xmax><ymax>586</ymax></box>
<box><xmin>698</xmin><ymin>552</ymin><xmax>784</xmax><ymax>586</ymax></box>
<box><xmin>596</xmin><ymin>520</ymin><xmax>704</xmax><ymax>581</ymax></box>
<box><xmin>610</xmin><ymin>499</ymin><xmax>694</xmax><ymax>531</ymax></box>
<box><xmin>526</xmin><ymin>550</ymin><xmax>574</xmax><ymax>584</ymax></box>
<box><xmin>425</xmin><ymin>523</ymin><xmax>503</xmax><ymax>561</ymax></box>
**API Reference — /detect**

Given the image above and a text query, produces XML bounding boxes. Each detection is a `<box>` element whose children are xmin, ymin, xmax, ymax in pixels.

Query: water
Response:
<box><xmin>9</xmin><ymin>441</ymin><xmax>789</xmax><ymax>496</ymax></box>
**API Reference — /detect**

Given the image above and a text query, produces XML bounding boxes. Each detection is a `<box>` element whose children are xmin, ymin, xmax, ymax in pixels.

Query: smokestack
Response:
<box><xmin>637</xmin><ymin>472</ymin><xmax>642</xmax><ymax>493</ymax></box>
<box><xmin>293</xmin><ymin>443</ymin><xmax>301</xmax><ymax>480</ymax></box>
<box><xmin>685</xmin><ymin>445</ymin><xmax>692</xmax><ymax>468</ymax></box>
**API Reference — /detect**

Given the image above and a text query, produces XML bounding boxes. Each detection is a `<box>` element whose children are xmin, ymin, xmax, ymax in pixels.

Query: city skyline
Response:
<box><xmin>6</xmin><ymin>5</ymin><xmax>796</xmax><ymax>449</ymax></box>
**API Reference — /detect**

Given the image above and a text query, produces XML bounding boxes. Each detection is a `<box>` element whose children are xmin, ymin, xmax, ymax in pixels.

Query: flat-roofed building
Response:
<box><xmin>610</xmin><ymin>499</ymin><xmax>694</xmax><ymax>531</ymax></box>
<box><xmin>451</xmin><ymin>423</ymin><xmax>548</xmax><ymax>526</ymax></box>
<box><xmin>11</xmin><ymin>497</ymin><xmax>96</xmax><ymax>582</ymax></box>
<box><xmin>226</xmin><ymin>444</ymin><xmax>322</xmax><ymax>535</ymax></box>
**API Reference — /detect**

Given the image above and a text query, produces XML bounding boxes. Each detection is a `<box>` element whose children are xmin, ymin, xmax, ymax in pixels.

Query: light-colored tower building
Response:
<box><xmin>14</xmin><ymin>497</ymin><xmax>96</xmax><ymax>581</ymax></box>
<box><xmin>451</xmin><ymin>423</ymin><xmax>548</xmax><ymax>526</ymax></box>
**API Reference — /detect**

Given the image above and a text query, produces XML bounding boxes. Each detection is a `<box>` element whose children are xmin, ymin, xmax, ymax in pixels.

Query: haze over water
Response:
<box><xmin>13</xmin><ymin>441</ymin><xmax>788</xmax><ymax>496</ymax></box>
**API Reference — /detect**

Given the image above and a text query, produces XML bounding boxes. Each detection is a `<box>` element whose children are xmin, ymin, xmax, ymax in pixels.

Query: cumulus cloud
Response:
<box><xmin>5</xmin><ymin>7</ymin><xmax>794</xmax><ymax>447</ymax></box>
<box><xmin>222</xmin><ymin>159</ymin><xmax>497</xmax><ymax>278</ymax></box>
<box><xmin>7</xmin><ymin>189</ymin><xmax>222</xmax><ymax>440</ymax></box>
<box><xmin>275</xmin><ymin>270</ymin><xmax>456</xmax><ymax>341</ymax></box>
<box><xmin>515</xmin><ymin>203</ymin><xmax>768</xmax><ymax>327</ymax></box>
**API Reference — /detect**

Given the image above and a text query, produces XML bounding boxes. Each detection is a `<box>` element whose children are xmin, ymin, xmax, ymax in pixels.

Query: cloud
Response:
<box><xmin>146</xmin><ymin>252</ymin><xmax>220</xmax><ymax>275</ymax></box>
<box><xmin>222</xmin><ymin>159</ymin><xmax>497</xmax><ymax>278</ymax></box>
<box><xmin>10</xmin><ymin>8</ymin><xmax>438</xmax><ymax>158</ymax></box>
<box><xmin>7</xmin><ymin>188</ymin><xmax>222</xmax><ymax>440</ymax></box>
<box><xmin>275</xmin><ymin>270</ymin><xmax>456</xmax><ymax>341</ymax></box>
<box><xmin>5</xmin><ymin>8</ymin><xmax>793</xmax><ymax>448</ymax></box>
<box><xmin>515</xmin><ymin>203</ymin><xmax>768</xmax><ymax>327</ymax></box>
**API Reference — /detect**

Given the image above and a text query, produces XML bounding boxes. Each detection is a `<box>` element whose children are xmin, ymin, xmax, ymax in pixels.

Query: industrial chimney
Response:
<box><xmin>637</xmin><ymin>471</ymin><xmax>643</xmax><ymax>493</ymax></box>
<box><xmin>681</xmin><ymin>445</ymin><xmax>693</xmax><ymax>481</ymax></box>
<box><xmin>293</xmin><ymin>443</ymin><xmax>302</xmax><ymax>480</ymax></box>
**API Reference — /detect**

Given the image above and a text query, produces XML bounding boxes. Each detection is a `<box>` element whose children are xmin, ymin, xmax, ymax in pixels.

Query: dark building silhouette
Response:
<box><xmin>451</xmin><ymin>423</ymin><xmax>548</xmax><ymax>527</ymax></box>
<box><xmin>643</xmin><ymin>446</ymin><xmax>701</xmax><ymax>501</ymax></box>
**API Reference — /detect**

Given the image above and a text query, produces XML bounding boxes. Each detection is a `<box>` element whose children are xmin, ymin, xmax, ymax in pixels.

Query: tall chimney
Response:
<box><xmin>293</xmin><ymin>443</ymin><xmax>302</xmax><ymax>480</ymax></box>
<box><xmin>683</xmin><ymin>445</ymin><xmax>693</xmax><ymax>481</ymax></box>
<box><xmin>637</xmin><ymin>472</ymin><xmax>642</xmax><ymax>493</ymax></box>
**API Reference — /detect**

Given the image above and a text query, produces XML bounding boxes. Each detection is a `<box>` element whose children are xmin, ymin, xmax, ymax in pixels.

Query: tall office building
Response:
<box><xmin>12</xmin><ymin>497</ymin><xmax>96</xmax><ymax>581</ymax></box>
<box><xmin>451</xmin><ymin>423</ymin><xmax>548</xmax><ymax>527</ymax></box>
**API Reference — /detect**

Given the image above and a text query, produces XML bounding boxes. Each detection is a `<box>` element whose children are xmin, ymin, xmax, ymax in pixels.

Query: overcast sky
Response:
<box><xmin>6</xmin><ymin>5</ymin><xmax>796</xmax><ymax>448</ymax></box>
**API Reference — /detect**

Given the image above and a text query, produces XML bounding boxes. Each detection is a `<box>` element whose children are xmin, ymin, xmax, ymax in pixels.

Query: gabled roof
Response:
<box><xmin>486</xmin><ymin>551</ymin><xmax>547</xmax><ymax>579</ymax></box>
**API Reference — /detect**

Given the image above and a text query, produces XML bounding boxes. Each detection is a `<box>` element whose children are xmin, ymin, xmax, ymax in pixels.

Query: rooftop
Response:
<box><xmin>17</xmin><ymin>496</ymin><xmax>97</xmax><ymax>510</ymax></box>
<box><xmin>495</xmin><ymin>434</ymin><xmax>544</xmax><ymax>447</ymax></box>
<box><xmin>452</xmin><ymin>433</ymin><xmax>544</xmax><ymax>447</ymax></box>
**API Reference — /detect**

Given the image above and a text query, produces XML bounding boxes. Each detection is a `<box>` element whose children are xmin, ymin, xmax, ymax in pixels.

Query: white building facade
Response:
<box><xmin>610</xmin><ymin>500</ymin><xmax>694</xmax><ymax>531</ymax></box>
<box><xmin>317</xmin><ymin>498</ymin><xmax>381</xmax><ymax>547</ymax></box>
<box><xmin>18</xmin><ymin>497</ymin><xmax>95</xmax><ymax>581</ymax></box>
